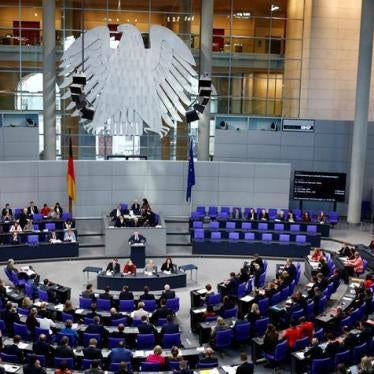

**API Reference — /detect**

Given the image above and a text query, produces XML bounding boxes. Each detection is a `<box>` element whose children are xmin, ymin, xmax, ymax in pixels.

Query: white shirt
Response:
<box><xmin>37</xmin><ymin>317</ymin><xmax>56</xmax><ymax>334</ymax></box>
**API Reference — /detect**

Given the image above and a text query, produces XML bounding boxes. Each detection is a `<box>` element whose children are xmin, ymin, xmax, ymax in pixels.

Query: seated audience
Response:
<box><xmin>323</xmin><ymin>332</ymin><xmax>343</xmax><ymax>357</ymax></box>
<box><xmin>302</xmin><ymin>212</ymin><xmax>311</xmax><ymax>222</ymax></box>
<box><xmin>49</xmin><ymin>231</ymin><xmax>61</xmax><ymax>243</ymax></box>
<box><xmin>83</xmin><ymin>338</ymin><xmax>102</xmax><ymax>360</ymax></box>
<box><xmin>23</xmin><ymin>355</ymin><xmax>46</xmax><ymax>374</ymax></box>
<box><xmin>59</xmin><ymin>320</ymin><xmax>77</xmax><ymax>341</ymax></box>
<box><xmin>55</xmin><ymin>336</ymin><xmax>74</xmax><ymax>358</ymax></box>
<box><xmin>82</xmin><ymin>283</ymin><xmax>95</xmax><ymax>300</ymax></box>
<box><xmin>359</xmin><ymin>356</ymin><xmax>374</xmax><ymax>374</ymax></box>
<box><xmin>28</xmin><ymin>201</ymin><xmax>39</xmax><ymax>216</ymax></box>
<box><xmin>63</xmin><ymin>228</ymin><xmax>76</xmax><ymax>242</ymax></box>
<box><xmin>131</xmin><ymin>302</ymin><xmax>149</xmax><ymax>321</ymax></box>
<box><xmin>231</xmin><ymin>207</ymin><xmax>241</xmax><ymax>220</ymax></box>
<box><xmin>1</xmin><ymin>203</ymin><xmax>13</xmax><ymax>221</ymax></box>
<box><xmin>198</xmin><ymin>347</ymin><xmax>218</xmax><ymax>367</ymax></box>
<box><xmin>110</xmin><ymin>324</ymin><xmax>126</xmax><ymax>339</ymax></box>
<box><xmin>150</xmin><ymin>299</ymin><xmax>173</xmax><ymax>324</ymax></box>
<box><xmin>54</xmin><ymin>202</ymin><xmax>63</xmax><ymax>217</ymax></box>
<box><xmin>210</xmin><ymin>317</ymin><xmax>230</xmax><ymax>346</ymax></box>
<box><xmin>4</xmin><ymin>334</ymin><xmax>24</xmax><ymax>362</ymax></box>
<box><xmin>258</xmin><ymin>208</ymin><xmax>268</xmax><ymax>220</ymax></box>
<box><xmin>263</xmin><ymin>324</ymin><xmax>279</xmax><ymax>354</ymax></box>
<box><xmin>137</xmin><ymin>315</ymin><xmax>157</xmax><ymax>335</ymax></box>
<box><xmin>10</xmin><ymin>231</ymin><xmax>21</xmax><ymax>245</ymax></box>
<box><xmin>119</xmin><ymin>285</ymin><xmax>134</xmax><ymax>300</ymax></box>
<box><xmin>317</xmin><ymin>211</ymin><xmax>326</xmax><ymax>223</ymax></box>
<box><xmin>139</xmin><ymin>286</ymin><xmax>155</xmax><ymax>300</ymax></box>
<box><xmin>84</xmin><ymin>360</ymin><xmax>103</xmax><ymax>374</ymax></box>
<box><xmin>236</xmin><ymin>352</ymin><xmax>254</xmax><ymax>374</ymax></box>
<box><xmin>9</xmin><ymin>221</ymin><xmax>22</xmax><ymax>232</ymax></box>
<box><xmin>339</xmin><ymin>242</ymin><xmax>354</xmax><ymax>257</ymax></box>
<box><xmin>160</xmin><ymin>284</ymin><xmax>175</xmax><ymax>300</ymax></box>
<box><xmin>202</xmin><ymin>305</ymin><xmax>217</xmax><ymax>321</ymax></box>
<box><xmin>281</xmin><ymin>320</ymin><xmax>301</xmax><ymax>349</ymax></box>
<box><xmin>160</xmin><ymin>314</ymin><xmax>179</xmax><ymax>336</ymax></box>
<box><xmin>304</xmin><ymin>338</ymin><xmax>324</xmax><ymax>360</ymax></box>
<box><xmin>145</xmin><ymin>345</ymin><xmax>165</xmax><ymax>367</ymax></box>
<box><xmin>106</xmin><ymin>258</ymin><xmax>120</xmax><ymax>274</ymax></box>
<box><xmin>54</xmin><ymin>361</ymin><xmax>72</xmax><ymax>374</ymax></box>
<box><xmin>110</xmin><ymin>204</ymin><xmax>125</xmax><ymax>221</ymax></box>
<box><xmin>144</xmin><ymin>259</ymin><xmax>156</xmax><ymax>274</ymax></box>
<box><xmin>247</xmin><ymin>208</ymin><xmax>257</xmax><ymax>220</ymax></box>
<box><xmin>123</xmin><ymin>260</ymin><xmax>136</xmax><ymax>275</ymax></box>
<box><xmin>311</xmin><ymin>248</ymin><xmax>324</xmax><ymax>262</ymax></box>
<box><xmin>343</xmin><ymin>251</ymin><xmax>363</xmax><ymax>283</ymax></box>
<box><xmin>99</xmin><ymin>286</ymin><xmax>113</xmax><ymax>300</ymax></box>
<box><xmin>298</xmin><ymin>317</ymin><xmax>314</xmax><ymax>340</ymax></box>
<box><xmin>218</xmin><ymin>295</ymin><xmax>235</xmax><ymax>316</ymax></box>
<box><xmin>109</xmin><ymin>340</ymin><xmax>133</xmax><ymax>363</ymax></box>
<box><xmin>287</xmin><ymin>211</ymin><xmax>295</xmax><ymax>222</ymax></box>
<box><xmin>160</xmin><ymin>257</ymin><xmax>174</xmax><ymax>273</ymax></box>
<box><xmin>131</xmin><ymin>199</ymin><xmax>141</xmax><ymax>215</ymax></box>
<box><xmin>85</xmin><ymin>316</ymin><xmax>108</xmax><ymax>340</ymax></box>
<box><xmin>32</xmin><ymin>334</ymin><xmax>54</xmax><ymax>361</ymax></box>
<box><xmin>364</xmin><ymin>273</ymin><xmax>374</xmax><ymax>289</ymax></box>
<box><xmin>40</xmin><ymin>204</ymin><xmax>50</xmax><ymax>217</ymax></box>
<box><xmin>115</xmin><ymin>215</ymin><xmax>126</xmax><ymax>228</ymax></box>
<box><xmin>245</xmin><ymin>303</ymin><xmax>261</xmax><ymax>324</ymax></box>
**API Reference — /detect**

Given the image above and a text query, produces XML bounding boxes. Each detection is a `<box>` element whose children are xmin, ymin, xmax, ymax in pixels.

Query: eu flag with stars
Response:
<box><xmin>186</xmin><ymin>140</ymin><xmax>195</xmax><ymax>202</ymax></box>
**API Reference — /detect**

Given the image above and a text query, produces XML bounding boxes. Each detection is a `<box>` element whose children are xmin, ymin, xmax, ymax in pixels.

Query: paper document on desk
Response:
<box><xmin>306</xmin><ymin>282</ymin><xmax>314</xmax><ymax>288</ymax></box>
<box><xmin>221</xmin><ymin>366</ymin><xmax>238</xmax><ymax>374</ymax></box>
<box><xmin>199</xmin><ymin>369</ymin><xmax>220</xmax><ymax>374</ymax></box>
<box><xmin>2</xmin><ymin>364</ymin><xmax>20</xmax><ymax>373</ymax></box>
<box><xmin>54</xmin><ymin>304</ymin><xmax>64</xmax><ymax>311</ymax></box>
<box><xmin>72</xmin><ymin>323</ymin><xmax>79</xmax><ymax>330</ymax></box>
<box><xmin>17</xmin><ymin>342</ymin><xmax>29</xmax><ymax>349</ymax></box>
<box><xmin>133</xmin><ymin>350</ymin><xmax>144</xmax><ymax>358</ymax></box>
<box><xmin>240</xmin><ymin>295</ymin><xmax>254</xmax><ymax>302</ymax></box>
<box><xmin>75</xmin><ymin>309</ymin><xmax>84</xmax><ymax>314</ymax></box>
<box><xmin>196</xmin><ymin>289</ymin><xmax>207</xmax><ymax>295</ymax></box>
<box><xmin>295</xmin><ymin>352</ymin><xmax>305</xmax><ymax>359</ymax></box>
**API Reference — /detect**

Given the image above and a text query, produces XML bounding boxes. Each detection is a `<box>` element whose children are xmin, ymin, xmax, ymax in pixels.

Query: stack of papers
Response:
<box><xmin>2</xmin><ymin>365</ymin><xmax>20</xmax><ymax>373</ymax></box>
<box><xmin>196</xmin><ymin>289</ymin><xmax>207</xmax><ymax>295</ymax></box>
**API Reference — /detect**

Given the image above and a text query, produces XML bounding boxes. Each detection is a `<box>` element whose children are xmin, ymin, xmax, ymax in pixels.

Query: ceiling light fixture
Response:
<box><xmin>271</xmin><ymin>5</ymin><xmax>280</xmax><ymax>11</ymax></box>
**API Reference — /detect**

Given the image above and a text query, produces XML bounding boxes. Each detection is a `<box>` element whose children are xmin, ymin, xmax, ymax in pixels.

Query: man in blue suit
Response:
<box><xmin>109</xmin><ymin>340</ymin><xmax>133</xmax><ymax>363</ymax></box>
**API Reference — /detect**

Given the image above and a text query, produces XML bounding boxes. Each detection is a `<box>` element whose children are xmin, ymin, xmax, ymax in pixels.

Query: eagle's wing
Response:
<box><xmin>149</xmin><ymin>25</ymin><xmax>198</xmax><ymax>133</ymax></box>
<box><xmin>59</xmin><ymin>26</ymin><xmax>113</xmax><ymax>115</ymax></box>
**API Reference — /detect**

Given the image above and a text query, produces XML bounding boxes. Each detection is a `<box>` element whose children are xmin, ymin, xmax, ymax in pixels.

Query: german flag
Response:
<box><xmin>66</xmin><ymin>135</ymin><xmax>76</xmax><ymax>203</ymax></box>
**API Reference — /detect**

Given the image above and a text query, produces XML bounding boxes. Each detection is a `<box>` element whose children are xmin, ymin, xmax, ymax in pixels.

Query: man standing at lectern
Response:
<box><xmin>128</xmin><ymin>231</ymin><xmax>146</xmax><ymax>245</ymax></box>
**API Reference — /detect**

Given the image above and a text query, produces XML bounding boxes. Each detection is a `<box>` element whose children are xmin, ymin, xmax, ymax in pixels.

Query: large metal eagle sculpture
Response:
<box><xmin>59</xmin><ymin>25</ymin><xmax>198</xmax><ymax>136</ymax></box>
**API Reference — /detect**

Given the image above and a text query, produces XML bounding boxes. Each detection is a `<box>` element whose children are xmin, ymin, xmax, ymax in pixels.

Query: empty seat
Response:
<box><xmin>45</xmin><ymin>223</ymin><xmax>56</xmax><ymax>231</ymax></box>
<box><xmin>27</xmin><ymin>235</ymin><xmax>39</xmax><ymax>245</ymax></box>
<box><xmin>279</xmin><ymin>234</ymin><xmax>290</xmax><ymax>242</ymax></box>
<box><xmin>192</xmin><ymin>221</ymin><xmax>203</xmax><ymax>229</ymax></box>
<box><xmin>296</xmin><ymin>235</ymin><xmax>306</xmax><ymax>243</ymax></box>
<box><xmin>225</xmin><ymin>221</ymin><xmax>236</xmax><ymax>230</ymax></box>
<box><xmin>290</xmin><ymin>224</ymin><xmax>300</xmax><ymax>232</ymax></box>
<box><xmin>262</xmin><ymin>233</ymin><xmax>272</xmax><ymax>241</ymax></box>
<box><xmin>244</xmin><ymin>232</ymin><xmax>255</xmax><ymax>240</ymax></box>
<box><xmin>228</xmin><ymin>232</ymin><xmax>239</xmax><ymax>241</ymax></box>
<box><xmin>306</xmin><ymin>225</ymin><xmax>317</xmax><ymax>233</ymax></box>
<box><xmin>193</xmin><ymin>229</ymin><xmax>204</xmax><ymax>240</ymax></box>
<box><xmin>274</xmin><ymin>223</ymin><xmax>284</xmax><ymax>231</ymax></box>
<box><xmin>208</xmin><ymin>207</ymin><xmax>218</xmax><ymax>218</ymax></box>
<box><xmin>210</xmin><ymin>231</ymin><xmax>221</xmax><ymax>240</ymax></box>
<box><xmin>208</xmin><ymin>221</ymin><xmax>219</xmax><ymax>230</ymax></box>
<box><xmin>241</xmin><ymin>222</ymin><xmax>252</xmax><ymax>230</ymax></box>
<box><xmin>258</xmin><ymin>223</ymin><xmax>268</xmax><ymax>230</ymax></box>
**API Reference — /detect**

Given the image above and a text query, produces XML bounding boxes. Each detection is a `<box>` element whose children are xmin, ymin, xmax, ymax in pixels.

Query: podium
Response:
<box><xmin>130</xmin><ymin>243</ymin><xmax>146</xmax><ymax>268</ymax></box>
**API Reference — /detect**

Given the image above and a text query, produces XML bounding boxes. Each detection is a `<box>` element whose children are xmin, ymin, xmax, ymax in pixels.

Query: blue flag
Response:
<box><xmin>186</xmin><ymin>140</ymin><xmax>195</xmax><ymax>202</ymax></box>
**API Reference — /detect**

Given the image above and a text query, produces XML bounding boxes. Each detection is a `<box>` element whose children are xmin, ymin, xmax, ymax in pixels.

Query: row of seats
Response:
<box><xmin>191</xmin><ymin>206</ymin><xmax>338</xmax><ymax>223</ymax></box>
<box><xmin>193</xmin><ymin>220</ymin><xmax>320</xmax><ymax>232</ymax></box>
<box><xmin>7</xmin><ymin>212</ymin><xmax>73</xmax><ymax>222</ymax></box>
<box><xmin>193</xmin><ymin>229</ymin><xmax>309</xmax><ymax>243</ymax></box>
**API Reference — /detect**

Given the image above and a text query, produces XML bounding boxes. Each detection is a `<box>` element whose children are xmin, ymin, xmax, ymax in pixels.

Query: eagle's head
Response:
<box><xmin>117</xmin><ymin>24</ymin><xmax>144</xmax><ymax>47</ymax></box>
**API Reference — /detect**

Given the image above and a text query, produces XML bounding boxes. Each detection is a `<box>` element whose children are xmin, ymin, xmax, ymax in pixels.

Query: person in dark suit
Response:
<box><xmin>85</xmin><ymin>316</ymin><xmax>108</xmax><ymax>340</ymax></box>
<box><xmin>139</xmin><ymin>286</ymin><xmax>155</xmax><ymax>300</ymax></box>
<box><xmin>324</xmin><ymin>333</ymin><xmax>343</xmax><ymax>358</ymax></box>
<box><xmin>19</xmin><ymin>208</ymin><xmax>29</xmax><ymax>229</ymax></box>
<box><xmin>109</xmin><ymin>324</ymin><xmax>126</xmax><ymax>339</ymax></box>
<box><xmin>55</xmin><ymin>336</ymin><xmax>74</xmax><ymax>358</ymax></box>
<box><xmin>198</xmin><ymin>347</ymin><xmax>218</xmax><ymax>367</ymax></box>
<box><xmin>249</xmin><ymin>254</ymin><xmax>264</xmax><ymax>274</ymax></box>
<box><xmin>114</xmin><ymin>216</ymin><xmax>126</xmax><ymax>228</ymax></box>
<box><xmin>1</xmin><ymin>302</ymin><xmax>20</xmax><ymax>336</ymax></box>
<box><xmin>258</xmin><ymin>209</ymin><xmax>268</xmax><ymax>221</ymax></box>
<box><xmin>160</xmin><ymin>314</ymin><xmax>179</xmax><ymax>336</ymax></box>
<box><xmin>218</xmin><ymin>296</ymin><xmax>235</xmax><ymax>317</ymax></box>
<box><xmin>341</xmin><ymin>326</ymin><xmax>359</xmax><ymax>350</ymax></box>
<box><xmin>27</xmin><ymin>201</ymin><xmax>39</xmax><ymax>216</ymax></box>
<box><xmin>174</xmin><ymin>360</ymin><xmax>193</xmax><ymax>374</ymax></box>
<box><xmin>137</xmin><ymin>315</ymin><xmax>157</xmax><ymax>335</ymax></box>
<box><xmin>23</xmin><ymin>355</ymin><xmax>46</xmax><ymax>374</ymax></box>
<box><xmin>84</xmin><ymin>359</ymin><xmax>104</xmax><ymax>374</ymax></box>
<box><xmin>128</xmin><ymin>232</ymin><xmax>146</xmax><ymax>245</ymax></box>
<box><xmin>10</xmin><ymin>232</ymin><xmax>21</xmax><ymax>245</ymax></box>
<box><xmin>150</xmin><ymin>300</ymin><xmax>173</xmax><ymax>325</ymax></box>
<box><xmin>99</xmin><ymin>286</ymin><xmax>113</xmax><ymax>301</ymax></box>
<box><xmin>83</xmin><ymin>338</ymin><xmax>103</xmax><ymax>360</ymax></box>
<box><xmin>131</xmin><ymin>200</ymin><xmax>141</xmax><ymax>215</ymax></box>
<box><xmin>160</xmin><ymin>257</ymin><xmax>175</xmax><ymax>273</ymax></box>
<box><xmin>1</xmin><ymin>203</ymin><xmax>12</xmax><ymax>221</ymax></box>
<box><xmin>3</xmin><ymin>334</ymin><xmax>24</xmax><ymax>362</ymax></box>
<box><xmin>236</xmin><ymin>352</ymin><xmax>254</xmax><ymax>374</ymax></box>
<box><xmin>54</xmin><ymin>202</ymin><xmax>63</xmax><ymax>217</ymax></box>
<box><xmin>284</xmin><ymin>258</ymin><xmax>297</xmax><ymax>281</ymax></box>
<box><xmin>106</xmin><ymin>259</ymin><xmax>120</xmax><ymax>274</ymax></box>
<box><xmin>119</xmin><ymin>285</ymin><xmax>134</xmax><ymax>300</ymax></box>
<box><xmin>82</xmin><ymin>284</ymin><xmax>96</xmax><ymax>300</ymax></box>
<box><xmin>110</xmin><ymin>205</ymin><xmax>125</xmax><ymax>222</ymax></box>
<box><xmin>304</xmin><ymin>338</ymin><xmax>324</xmax><ymax>360</ymax></box>
<box><xmin>246</xmin><ymin>208</ymin><xmax>257</xmax><ymax>221</ymax></box>
<box><xmin>32</xmin><ymin>334</ymin><xmax>54</xmax><ymax>363</ymax></box>
<box><xmin>160</xmin><ymin>284</ymin><xmax>175</xmax><ymax>300</ymax></box>
<box><xmin>225</xmin><ymin>272</ymin><xmax>240</xmax><ymax>296</ymax></box>
<box><xmin>143</xmin><ymin>208</ymin><xmax>156</xmax><ymax>227</ymax></box>
<box><xmin>318</xmin><ymin>258</ymin><xmax>330</xmax><ymax>277</ymax></box>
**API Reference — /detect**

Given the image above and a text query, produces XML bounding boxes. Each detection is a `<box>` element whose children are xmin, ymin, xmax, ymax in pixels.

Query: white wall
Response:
<box><xmin>301</xmin><ymin>0</ymin><xmax>374</xmax><ymax>121</ymax></box>
<box><xmin>0</xmin><ymin>160</ymin><xmax>291</xmax><ymax>218</ymax></box>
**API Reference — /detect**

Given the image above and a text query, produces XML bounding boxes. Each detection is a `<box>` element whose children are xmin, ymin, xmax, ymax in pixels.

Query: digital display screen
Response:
<box><xmin>293</xmin><ymin>171</ymin><xmax>346</xmax><ymax>202</ymax></box>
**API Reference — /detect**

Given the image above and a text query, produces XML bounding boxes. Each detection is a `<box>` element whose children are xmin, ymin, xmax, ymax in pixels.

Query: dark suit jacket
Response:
<box><xmin>1</xmin><ymin>208</ymin><xmax>12</xmax><ymax>218</ymax></box>
<box><xmin>4</xmin><ymin>344</ymin><xmax>23</xmax><ymax>362</ymax></box>
<box><xmin>199</xmin><ymin>357</ymin><xmax>218</xmax><ymax>365</ymax></box>
<box><xmin>129</xmin><ymin>234</ymin><xmax>146</xmax><ymax>244</ymax></box>
<box><xmin>139</xmin><ymin>293</ymin><xmax>155</xmax><ymax>300</ymax></box>
<box><xmin>160</xmin><ymin>290</ymin><xmax>175</xmax><ymax>300</ymax></box>
<box><xmin>55</xmin><ymin>344</ymin><xmax>74</xmax><ymax>358</ymax></box>
<box><xmin>82</xmin><ymin>291</ymin><xmax>96</xmax><ymax>300</ymax></box>
<box><xmin>99</xmin><ymin>292</ymin><xmax>113</xmax><ymax>301</ymax></box>
<box><xmin>32</xmin><ymin>341</ymin><xmax>54</xmax><ymax>357</ymax></box>
<box><xmin>106</xmin><ymin>262</ymin><xmax>120</xmax><ymax>274</ymax></box>
<box><xmin>83</xmin><ymin>346</ymin><xmax>103</xmax><ymax>359</ymax></box>
<box><xmin>85</xmin><ymin>323</ymin><xmax>108</xmax><ymax>338</ymax></box>
<box><xmin>23</xmin><ymin>364</ymin><xmax>46</xmax><ymax>374</ymax></box>
<box><xmin>324</xmin><ymin>341</ymin><xmax>342</xmax><ymax>357</ymax></box>
<box><xmin>160</xmin><ymin>322</ymin><xmax>179</xmax><ymax>335</ymax></box>
<box><xmin>286</xmin><ymin>264</ymin><xmax>297</xmax><ymax>281</ymax></box>
<box><xmin>138</xmin><ymin>322</ymin><xmax>156</xmax><ymax>335</ymax></box>
<box><xmin>119</xmin><ymin>291</ymin><xmax>134</xmax><ymax>300</ymax></box>
<box><xmin>151</xmin><ymin>306</ymin><xmax>173</xmax><ymax>324</ymax></box>
<box><xmin>27</xmin><ymin>206</ymin><xmax>39</xmax><ymax>215</ymax></box>
<box><xmin>304</xmin><ymin>345</ymin><xmax>324</xmax><ymax>360</ymax></box>
<box><xmin>236</xmin><ymin>362</ymin><xmax>254</xmax><ymax>374</ymax></box>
